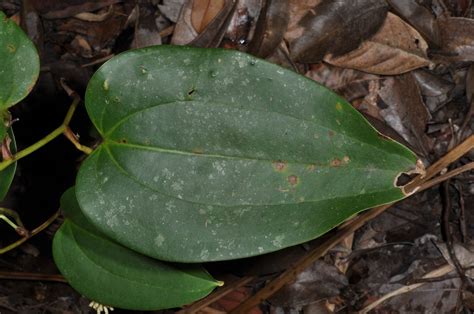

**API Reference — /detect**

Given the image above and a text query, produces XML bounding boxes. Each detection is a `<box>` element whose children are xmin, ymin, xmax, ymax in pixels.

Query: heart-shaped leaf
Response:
<box><xmin>53</xmin><ymin>188</ymin><xmax>220</xmax><ymax>310</ymax></box>
<box><xmin>77</xmin><ymin>46</ymin><xmax>418</xmax><ymax>262</ymax></box>
<box><xmin>0</xmin><ymin>127</ymin><xmax>16</xmax><ymax>201</ymax></box>
<box><xmin>0</xmin><ymin>11</ymin><xmax>40</xmax><ymax>110</ymax></box>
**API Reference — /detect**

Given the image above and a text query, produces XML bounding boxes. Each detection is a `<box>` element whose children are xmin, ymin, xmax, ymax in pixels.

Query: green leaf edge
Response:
<box><xmin>0</xmin><ymin>11</ymin><xmax>40</xmax><ymax>109</ymax></box>
<box><xmin>53</xmin><ymin>188</ymin><xmax>220</xmax><ymax>310</ymax></box>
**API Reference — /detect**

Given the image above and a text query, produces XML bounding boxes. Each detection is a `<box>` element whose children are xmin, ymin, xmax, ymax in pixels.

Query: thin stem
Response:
<box><xmin>0</xmin><ymin>207</ymin><xmax>24</xmax><ymax>227</ymax></box>
<box><xmin>0</xmin><ymin>125</ymin><xmax>65</xmax><ymax>171</ymax></box>
<box><xmin>0</xmin><ymin>214</ymin><xmax>19</xmax><ymax>230</ymax></box>
<box><xmin>0</xmin><ymin>209</ymin><xmax>60</xmax><ymax>254</ymax></box>
<box><xmin>0</xmin><ymin>96</ymin><xmax>93</xmax><ymax>171</ymax></box>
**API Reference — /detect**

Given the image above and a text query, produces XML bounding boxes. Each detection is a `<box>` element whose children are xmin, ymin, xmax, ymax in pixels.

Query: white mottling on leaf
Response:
<box><xmin>154</xmin><ymin>234</ymin><xmax>165</xmax><ymax>247</ymax></box>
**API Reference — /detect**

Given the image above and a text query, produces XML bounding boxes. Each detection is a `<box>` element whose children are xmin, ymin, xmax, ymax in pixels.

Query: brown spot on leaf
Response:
<box><xmin>336</xmin><ymin>102</ymin><xmax>343</xmax><ymax>111</ymax></box>
<box><xmin>192</xmin><ymin>148</ymin><xmax>204</xmax><ymax>154</ymax></box>
<box><xmin>7</xmin><ymin>44</ymin><xmax>16</xmax><ymax>53</ymax></box>
<box><xmin>119</xmin><ymin>138</ymin><xmax>128</xmax><ymax>144</ymax></box>
<box><xmin>307</xmin><ymin>164</ymin><xmax>316</xmax><ymax>172</ymax></box>
<box><xmin>330</xmin><ymin>158</ymin><xmax>342</xmax><ymax>167</ymax></box>
<box><xmin>343</xmin><ymin>156</ymin><xmax>350</xmax><ymax>163</ymax></box>
<box><xmin>288</xmin><ymin>175</ymin><xmax>298</xmax><ymax>186</ymax></box>
<box><xmin>328</xmin><ymin>130</ymin><xmax>335</xmax><ymax>137</ymax></box>
<box><xmin>273</xmin><ymin>160</ymin><xmax>287</xmax><ymax>172</ymax></box>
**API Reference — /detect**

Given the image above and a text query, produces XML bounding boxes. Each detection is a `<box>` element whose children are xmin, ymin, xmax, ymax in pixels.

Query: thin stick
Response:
<box><xmin>230</xmin><ymin>135</ymin><xmax>474</xmax><ymax>314</ymax></box>
<box><xmin>0</xmin><ymin>271</ymin><xmax>66</xmax><ymax>283</ymax></box>
<box><xmin>404</xmin><ymin>135</ymin><xmax>474</xmax><ymax>194</ymax></box>
<box><xmin>0</xmin><ymin>210</ymin><xmax>60</xmax><ymax>254</ymax></box>
<box><xmin>419</xmin><ymin>162</ymin><xmax>474</xmax><ymax>191</ymax></box>
<box><xmin>0</xmin><ymin>95</ymin><xmax>93</xmax><ymax>171</ymax></box>
<box><xmin>177</xmin><ymin>276</ymin><xmax>255</xmax><ymax>314</ymax></box>
<box><xmin>359</xmin><ymin>264</ymin><xmax>454</xmax><ymax>314</ymax></box>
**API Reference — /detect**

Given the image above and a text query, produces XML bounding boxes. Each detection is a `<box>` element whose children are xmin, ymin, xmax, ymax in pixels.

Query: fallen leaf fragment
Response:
<box><xmin>378</xmin><ymin>73</ymin><xmax>432</xmax><ymax>155</ymax></box>
<box><xmin>437</xmin><ymin>17</ymin><xmax>474</xmax><ymax>62</ymax></box>
<box><xmin>325</xmin><ymin>13</ymin><xmax>431</xmax><ymax>75</ymax></box>
<box><xmin>247</xmin><ymin>0</ymin><xmax>289</xmax><ymax>58</ymax></box>
<box><xmin>192</xmin><ymin>0</ymin><xmax>225</xmax><ymax>32</ymax></box>
<box><xmin>285</xmin><ymin>0</ymin><xmax>321</xmax><ymax>40</ymax></box>
<box><xmin>289</xmin><ymin>0</ymin><xmax>388</xmax><ymax>63</ymax></box>
<box><xmin>386</xmin><ymin>0</ymin><xmax>440</xmax><ymax>46</ymax></box>
<box><xmin>171</xmin><ymin>0</ymin><xmax>235</xmax><ymax>47</ymax></box>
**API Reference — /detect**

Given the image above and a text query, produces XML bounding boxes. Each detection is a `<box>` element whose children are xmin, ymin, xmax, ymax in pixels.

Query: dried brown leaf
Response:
<box><xmin>171</xmin><ymin>0</ymin><xmax>235</xmax><ymax>47</ymax></box>
<box><xmin>437</xmin><ymin>17</ymin><xmax>474</xmax><ymax>62</ymax></box>
<box><xmin>378</xmin><ymin>73</ymin><xmax>432</xmax><ymax>155</ymax></box>
<box><xmin>325</xmin><ymin>13</ymin><xmax>431</xmax><ymax>75</ymax></box>
<box><xmin>413</xmin><ymin>69</ymin><xmax>454</xmax><ymax>111</ymax></box>
<box><xmin>285</xmin><ymin>0</ymin><xmax>321</xmax><ymax>38</ymax></box>
<box><xmin>158</xmin><ymin>0</ymin><xmax>186</xmax><ymax>23</ymax></box>
<box><xmin>247</xmin><ymin>0</ymin><xmax>289</xmax><ymax>58</ymax></box>
<box><xmin>192</xmin><ymin>0</ymin><xmax>225</xmax><ymax>33</ymax></box>
<box><xmin>31</xmin><ymin>0</ymin><xmax>122</xmax><ymax>19</ymax></box>
<box><xmin>288</xmin><ymin>0</ymin><xmax>388</xmax><ymax>63</ymax></box>
<box><xmin>386</xmin><ymin>0</ymin><xmax>440</xmax><ymax>46</ymax></box>
<box><xmin>305</xmin><ymin>63</ymin><xmax>379</xmax><ymax>101</ymax></box>
<box><xmin>466</xmin><ymin>64</ymin><xmax>474</xmax><ymax>103</ymax></box>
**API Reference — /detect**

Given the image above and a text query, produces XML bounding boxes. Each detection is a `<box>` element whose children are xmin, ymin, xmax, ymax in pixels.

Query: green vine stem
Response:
<box><xmin>0</xmin><ymin>207</ymin><xmax>28</xmax><ymax>236</ymax></box>
<box><xmin>0</xmin><ymin>209</ymin><xmax>60</xmax><ymax>254</ymax></box>
<box><xmin>0</xmin><ymin>96</ymin><xmax>93</xmax><ymax>172</ymax></box>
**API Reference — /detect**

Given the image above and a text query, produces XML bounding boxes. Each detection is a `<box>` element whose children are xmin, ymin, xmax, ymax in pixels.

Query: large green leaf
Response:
<box><xmin>53</xmin><ymin>188</ymin><xmax>220</xmax><ymax>310</ymax></box>
<box><xmin>0</xmin><ymin>127</ymin><xmax>16</xmax><ymax>201</ymax></box>
<box><xmin>0</xmin><ymin>11</ymin><xmax>40</xmax><ymax>110</ymax></box>
<box><xmin>0</xmin><ymin>120</ymin><xmax>5</xmax><ymax>142</ymax></box>
<box><xmin>77</xmin><ymin>46</ymin><xmax>418</xmax><ymax>262</ymax></box>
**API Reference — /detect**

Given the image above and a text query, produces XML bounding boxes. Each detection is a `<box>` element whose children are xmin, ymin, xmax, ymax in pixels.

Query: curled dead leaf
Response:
<box><xmin>289</xmin><ymin>0</ymin><xmax>388</xmax><ymax>63</ymax></box>
<box><xmin>325</xmin><ymin>13</ymin><xmax>431</xmax><ymax>75</ymax></box>
<box><xmin>386</xmin><ymin>0</ymin><xmax>440</xmax><ymax>46</ymax></box>
<box><xmin>247</xmin><ymin>0</ymin><xmax>289</xmax><ymax>58</ymax></box>
<box><xmin>172</xmin><ymin>0</ymin><xmax>236</xmax><ymax>47</ymax></box>
<box><xmin>436</xmin><ymin>17</ymin><xmax>474</xmax><ymax>62</ymax></box>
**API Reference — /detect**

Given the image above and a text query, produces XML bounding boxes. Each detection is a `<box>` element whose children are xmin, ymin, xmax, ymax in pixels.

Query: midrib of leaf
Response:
<box><xmin>67</xmin><ymin>220</ymin><xmax>217</xmax><ymax>291</ymax></box>
<box><xmin>101</xmin><ymin>100</ymin><xmax>414</xmax><ymax>169</ymax></box>
<box><xmin>102</xmin><ymin>145</ymin><xmax>402</xmax><ymax>208</ymax></box>
<box><xmin>107</xmin><ymin>140</ymin><xmax>403</xmax><ymax>172</ymax></box>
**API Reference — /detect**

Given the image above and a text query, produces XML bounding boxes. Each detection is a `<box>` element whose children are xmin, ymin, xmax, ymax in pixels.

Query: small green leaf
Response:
<box><xmin>53</xmin><ymin>188</ymin><xmax>220</xmax><ymax>310</ymax></box>
<box><xmin>77</xmin><ymin>46</ymin><xmax>418</xmax><ymax>262</ymax></box>
<box><xmin>0</xmin><ymin>127</ymin><xmax>16</xmax><ymax>201</ymax></box>
<box><xmin>0</xmin><ymin>11</ymin><xmax>40</xmax><ymax>109</ymax></box>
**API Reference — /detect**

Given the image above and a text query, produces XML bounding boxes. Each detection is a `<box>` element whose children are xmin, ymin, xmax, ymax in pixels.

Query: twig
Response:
<box><xmin>73</xmin><ymin>5</ymin><xmax>114</xmax><ymax>22</ymax></box>
<box><xmin>456</xmin><ymin>183</ymin><xmax>467</xmax><ymax>243</ymax></box>
<box><xmin>0</xmin><ymin>210</ymin><xmax>60</xmax><ymax>254</ymax></box>
<box><xmin>404</xmin><ymin>135</ymin><xmax>474</xmax><ymax>194</ymax></box>
<box><xmin>81</xmin><ymin>54</ymin><xmax>115</xmax><ymax>68</ymax></box>
<box><xmin>0</xmin><ymin>271</ymin><xmax>66</xmax><ymax>283</ymax></box>
<box><xmin>442</xmin><ymin>181</ymin><xmax>467</xmax><ymax>287</ymax></box>
<box><xmin>177</xmin><ymin>276</ymin><xmax>255</xmax><ymax>314</ymax></box>
<box><xmin>230</xmin><ymin>135</ymin><xmax>474</xmax><ymax>313</ymax></box>
<box><xmin>0</xmin><ymin>87</ymin><xmax>93</xmax><ymax>171</ymax></box>
<box><xmin>419</xmin><ymin>162</ymin><xmax>474</xmax><ymax>191</ymax></box>
<box><xmin>358</xmin><ymin>263</ymin><xmax>454</xmax><ymax>314</ymax></box>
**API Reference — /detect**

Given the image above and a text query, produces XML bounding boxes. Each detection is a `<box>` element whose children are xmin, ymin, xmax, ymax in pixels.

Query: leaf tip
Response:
<box><xmin>395</xmin><ymin>159</ymin><xmax>425</xmax><ymax>196</ymax></box>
